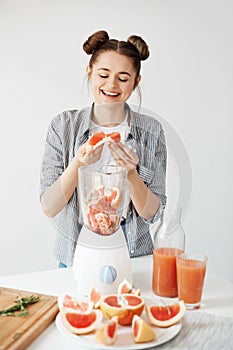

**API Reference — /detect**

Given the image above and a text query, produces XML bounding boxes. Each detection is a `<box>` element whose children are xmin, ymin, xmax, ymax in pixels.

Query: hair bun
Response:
<box><xmin>83</xmin><ymin>30</ymin><xmax>109</xmax><ymax>55</ymax></box>
<box><xmin>127</xmin><ymin>35</ymin><xmax>150</xmax><ymax>61</ymax></box>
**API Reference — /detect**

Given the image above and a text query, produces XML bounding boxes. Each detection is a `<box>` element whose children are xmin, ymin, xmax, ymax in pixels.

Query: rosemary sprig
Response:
<box><xmin>0</xmin><ymin>295</ymin><xmax>40</xmax><ymax>317</ymax></box>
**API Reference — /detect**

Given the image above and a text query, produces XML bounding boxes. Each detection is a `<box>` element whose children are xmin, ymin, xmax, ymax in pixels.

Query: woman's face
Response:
<box><xmin>88</xmin><ymin>51</ymin><xmax>140</xmax><ymax>105</ymax></box>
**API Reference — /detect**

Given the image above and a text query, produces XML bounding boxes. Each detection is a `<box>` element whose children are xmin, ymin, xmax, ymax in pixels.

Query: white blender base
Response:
<box><xmin>73</xmin><ymin>226</ymin><xmax>132</xmax><ymax>298</ymax></box>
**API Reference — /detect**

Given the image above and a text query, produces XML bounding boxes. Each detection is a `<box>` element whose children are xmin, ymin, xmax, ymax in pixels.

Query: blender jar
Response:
<box><xmin>78</xmin><ymin>165</ymin><xmax>128</xmax><ymax>235</ymax></box>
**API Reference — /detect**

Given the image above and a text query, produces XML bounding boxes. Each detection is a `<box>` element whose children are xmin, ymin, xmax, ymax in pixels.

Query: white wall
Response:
<box><xmin>0</xmin><ymin>0</ymin><xmax>232</xmax><ymax>281</ymax></box>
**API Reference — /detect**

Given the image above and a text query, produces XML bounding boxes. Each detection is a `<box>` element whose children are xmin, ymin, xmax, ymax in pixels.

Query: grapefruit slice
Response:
<box><xmin>100</xmin><ymin>294</ymin><xmax>145</xmax><ymax>325</ymax></box>
<box><xmin>87</xmin><ymin>132</ymin><xmax>121</xmax><ymax>150</ymax></box>
<box><xmin>61</xmin><ymin>309</ymin><xmax>103</xmax><ymax>335</ymax></box>
<box><xmin>58</xmin><ymin>294</ymin><xmax>93</xmax><ymax>313</ymax></box>
<box><xmin>118</xmin><ymin>278</ymin><xmax>141</xmax><ymax>296</ymax></box>
<box><xmin>87</xmin><ymin>207</ymin><xmax>119</xmax><ymax>235</ymax></box>
<box><xmin>104</xmin><ymin>186</ymin><xmax>122</xmax><ymax>210</ymax></box>
<box><xmin>132</xmin><ymin>315</ymin><xmax>156</xmax><ymax>343</ymax></box>
<box><xmin>95</xmin><ymin>316</ymin><xmax>118</xmax><ymax>345</ymax></box>
<box><xmin>88</xmin><ymin>286</ymin><xmax>102</xmax><ymax>309</ymax></box>
<box><xmin>86</xmin><ymin>185</ymin><xmax>121</xmax><ymax>235</ymax></box>
<box><xmin>110</xmin><ymin>186</ymin><xmax>122</xmax><ymax>209</ymax></box>
<box><xmin>146</xmin><ymin>300</ymin><xmax>186</xmax><ymax>328</ymax></box>
<box><xmin>87</xmin><ymin>207</ymin><xmax>100</xmax><ymax>234</ymax></box>
<box><xmin>87</xmin><ymin>132</ymin><xmax>105</xmax><ymax>147</ymax></box>
<box><xmin>106</xmin><ymin>132</ymin><xmax>121</xmax><ymax>143</ymax></box>
<box><xmin>95</xmin><ymin>212</ymin><xmax>115</xmax><ymax>235</ymax></box>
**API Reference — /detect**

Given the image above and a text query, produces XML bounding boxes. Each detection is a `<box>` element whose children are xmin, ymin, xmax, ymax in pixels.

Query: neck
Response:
<box><xmin>92</xmin><ymin>102</ymin><xmax>126</xmax><ymax>127</ymax></box>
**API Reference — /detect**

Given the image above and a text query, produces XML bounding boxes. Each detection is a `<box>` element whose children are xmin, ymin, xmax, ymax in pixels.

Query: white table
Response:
<box><xmin>1</xmin><ymin>256</ymin><xmax>233</xmax><ymax>349</ymax></box>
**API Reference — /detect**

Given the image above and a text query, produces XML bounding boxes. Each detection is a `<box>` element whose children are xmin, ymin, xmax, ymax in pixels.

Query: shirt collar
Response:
<box><xmin>126</xmin><ymin>104</ymin><xmax>141</xmax><ymax>140</ymax></box>
<box><xmin>79</xmin><ymin>102</ymin><xmax>140</xmax><ymax>139</ymax></box>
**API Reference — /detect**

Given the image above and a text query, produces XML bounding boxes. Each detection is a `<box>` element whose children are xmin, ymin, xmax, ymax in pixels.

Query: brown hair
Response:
<box><xmin>83</xmin><ymin>30</ymin><xmax>150</xmax><ymax>87</ymax></box>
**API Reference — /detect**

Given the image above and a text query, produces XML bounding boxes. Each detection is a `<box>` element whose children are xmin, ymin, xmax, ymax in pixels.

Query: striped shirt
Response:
<box><xmin>40</xmin><ymin>104</ymin><xmax>167</xmax><ymax>266</ymax></box>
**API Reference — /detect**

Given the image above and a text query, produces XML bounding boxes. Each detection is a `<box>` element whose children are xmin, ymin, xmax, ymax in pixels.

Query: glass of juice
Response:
<box><xmin>152</xmin><ymin>247</ymin><xmax>184</xmax><ymax>297</ymax></box>
<box><xmin>176</xmin><ymin>253</ymin><xmax>208</xmax><ymax>309</ymax></box>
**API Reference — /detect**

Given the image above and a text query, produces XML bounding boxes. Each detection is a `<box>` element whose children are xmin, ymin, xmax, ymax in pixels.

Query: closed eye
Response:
<box><xmin>99</xmin><ymin>74</ymin><xmax>108</xmax><ymax>78</ymax></box>
<box><xmin>119</xmin><ymin>78</ymin><xmax>127</xmax><ymax>82</ymax></box>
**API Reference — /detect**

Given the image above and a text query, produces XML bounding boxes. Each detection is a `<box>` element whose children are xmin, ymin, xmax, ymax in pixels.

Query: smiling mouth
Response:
<box><xmin>101</xmin><ymin>90</ymin><xmax>120</xmax><ymax>97</ymax></box>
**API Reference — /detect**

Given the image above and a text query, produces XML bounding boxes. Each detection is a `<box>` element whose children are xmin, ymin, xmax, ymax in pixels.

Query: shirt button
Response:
<box><xmin>130</xmin><ymin>249</ymin><xmax>135</xmax><ymax>254</ymax></box>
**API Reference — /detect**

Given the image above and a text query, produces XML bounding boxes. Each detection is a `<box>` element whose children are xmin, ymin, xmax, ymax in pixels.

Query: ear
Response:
<box><xmin>86</xmin><ymin>66</ymin><xmax>91</xmax><ymax>79</ymax></box>
<box><xmin>134</xmin><ymin>75</ymin><xmax>141</xmax><ymax>88</ymax></box>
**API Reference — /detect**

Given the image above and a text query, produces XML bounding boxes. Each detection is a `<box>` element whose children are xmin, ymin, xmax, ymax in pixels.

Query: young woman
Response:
<box><xmin>40</xmin><ymin>30</ymin><xmax>167</xmax><ymax>267</ymax></box>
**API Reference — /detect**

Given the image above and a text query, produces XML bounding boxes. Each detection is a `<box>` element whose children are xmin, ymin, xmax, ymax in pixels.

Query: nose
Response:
<box><xmin>106</xmin><ymin>75</ymin><xmax>118</xmax><ymax>89</ymax></box>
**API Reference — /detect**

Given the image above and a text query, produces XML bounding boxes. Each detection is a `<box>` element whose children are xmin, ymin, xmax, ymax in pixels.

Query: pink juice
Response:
<box><xmin>152</xmin><ymin>247</ymin><xmax>183</xmax><ymax>297</ymax></box>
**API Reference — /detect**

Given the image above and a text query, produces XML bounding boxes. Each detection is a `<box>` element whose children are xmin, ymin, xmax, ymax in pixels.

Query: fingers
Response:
<box><xmin>93</xmin><ymin>143</ymin><xmax>105</xmax><ymax>154</ymax></box>
<box><xmin>85</xmin><ymin>144</ymin><xmax>104</xmax><ymax>163</ymax></box>
<box><xmin>76</xmin><ymin>141</ymin><xmax>138</xmax><ymax>170</ymax></box>
<box><xmin>76</xmin><ymin>143</ymin><xmax>104</xmax><ymax>165</ymax></box>
<box><xmin>109</xmin><ymin>142</ymin><xmax>138</xmax><ymax>161</ymax></box>
<box><xmin>108</xmin><ymin>142</ymin><xmax>139</xmax><ymax>170</ymax></box>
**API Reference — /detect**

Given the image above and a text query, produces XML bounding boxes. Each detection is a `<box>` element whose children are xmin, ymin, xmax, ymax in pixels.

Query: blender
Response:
<box><xmin>73</xmin><ymin>165</ymin><xmax>132</xmax><ymax>297</ymax></box>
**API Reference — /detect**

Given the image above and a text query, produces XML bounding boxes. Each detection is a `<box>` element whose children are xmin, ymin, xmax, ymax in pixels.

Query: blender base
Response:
<box><xmin>73</xmin><ymin>226</ymin><xmax>133</xmax><ymax>298</ymax></box>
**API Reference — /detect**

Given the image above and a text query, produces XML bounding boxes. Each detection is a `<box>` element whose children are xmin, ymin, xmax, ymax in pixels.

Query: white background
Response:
<box><xmin>0</xmin><ymin>0</ymin><xmax>232</xmax><ymax>281</ymax></box>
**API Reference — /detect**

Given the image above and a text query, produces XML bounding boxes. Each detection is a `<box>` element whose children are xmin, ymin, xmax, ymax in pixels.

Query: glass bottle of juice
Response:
<box><xmin>152</xmin><ymin>208</ymin><xmax>185</xmax><ymax>297</ymax></box>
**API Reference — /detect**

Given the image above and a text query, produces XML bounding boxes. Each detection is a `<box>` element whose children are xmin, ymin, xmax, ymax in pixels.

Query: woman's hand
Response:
<box><xmin>108</xmin><ymin>142</ymin><xmax>139</xmax><ymax>172</ymax></box>
<box><xmin>75</xmin><ymin>142</ymin><xmax>104</xmax><ymax>166</ymax></box>
<box><xmin>108</xmin><ymin>141</ymin><xmax>160</xmax><ymax>219</ymax></box>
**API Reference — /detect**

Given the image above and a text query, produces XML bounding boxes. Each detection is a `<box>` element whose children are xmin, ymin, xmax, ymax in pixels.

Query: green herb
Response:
<box><xmin>0</xmin><ymin>295</ymin><xmax>40</xmax><ymax>317</ymax></box>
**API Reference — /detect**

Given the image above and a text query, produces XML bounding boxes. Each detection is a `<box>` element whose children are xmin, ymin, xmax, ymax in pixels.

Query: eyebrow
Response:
<box><xmin>97</xmin><ymin>68</ymin><xmax>131</xmax><ymax>76</ymax></box>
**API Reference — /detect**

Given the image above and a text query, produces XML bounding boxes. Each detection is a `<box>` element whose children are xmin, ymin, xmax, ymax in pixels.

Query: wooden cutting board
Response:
<box><xmin>0</xmin><ymin>287</ymin><xmax>59</xmax><ymax>350</ymax></box>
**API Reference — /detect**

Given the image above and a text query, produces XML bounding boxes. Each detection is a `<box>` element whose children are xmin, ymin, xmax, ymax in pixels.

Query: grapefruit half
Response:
<box><xmin>100</xmin><ymin>294</ymin><xmax>145</xmax><ymax>325</ymax></box>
